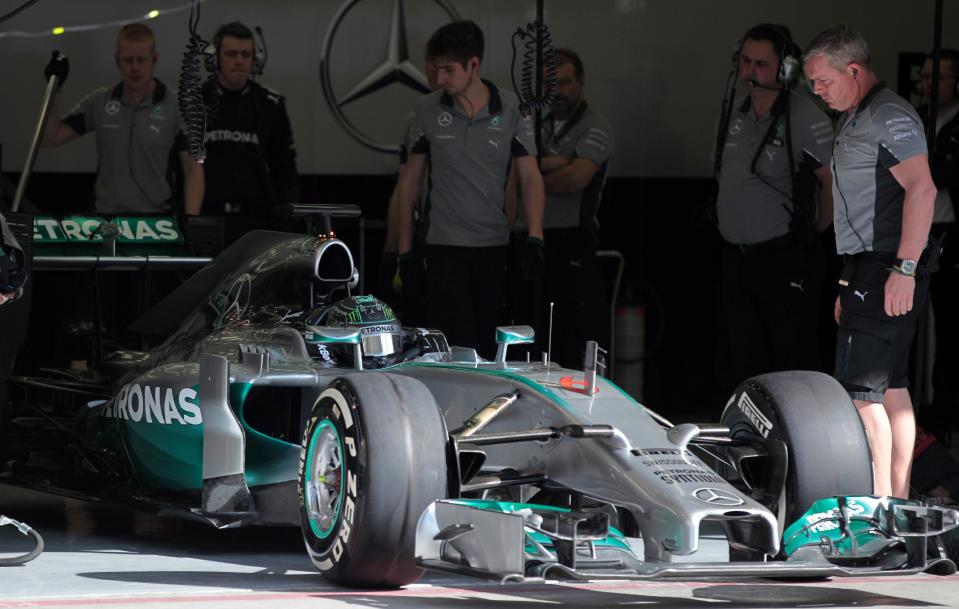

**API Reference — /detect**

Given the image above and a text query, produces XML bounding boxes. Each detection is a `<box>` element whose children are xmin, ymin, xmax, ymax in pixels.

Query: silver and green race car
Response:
<box><xmin>5</xmin><ymin>227</ymin><xmax>958</xmax><ymax>588</ymax></box>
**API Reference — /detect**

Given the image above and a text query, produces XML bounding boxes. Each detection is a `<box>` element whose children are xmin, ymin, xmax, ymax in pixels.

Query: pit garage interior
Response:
<box><xmin>2</xmin><ymin>0</ymin><xmax>959</xmax><ymax>607</ymax></box>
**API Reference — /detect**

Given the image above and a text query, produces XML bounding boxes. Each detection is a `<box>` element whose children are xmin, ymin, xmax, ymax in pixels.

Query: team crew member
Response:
<box><xmin>195</xmin><ymin>21</ymin><xmax>300</xmax><ymax>244</ymax></box>
<box><xmin>41</xmin><ymin>23</ymin><xmax>203</xmax><ymax>215</ymax></box>
<box><xmin>537</xmin><ymin>48</ymin><xmax>614</xmax><ymax>367</ymax></box>
<box><xmin>917</xmin><ymin>49</ymin><xmax>959</xmax><ymax>430</ymax></box>
<box><xmin>396</xmin><ymin>20</ymin><xmax>545</xmax><ymax>357</ymax></box>
<box><xmin>805</xmin><ymin>25</ymin><xmax>938</xmax><ymax>499</ymax></box>
<box><xmin>715</xmin><ymin>24</ymin><xmax>834</xmax><ymax>391</ymax></box>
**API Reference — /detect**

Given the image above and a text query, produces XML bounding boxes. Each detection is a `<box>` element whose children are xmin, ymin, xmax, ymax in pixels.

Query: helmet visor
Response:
<box><xmin>361</xmin><ymin>332</ymin><xmax>403</xmax><ymax>357</ymax></box>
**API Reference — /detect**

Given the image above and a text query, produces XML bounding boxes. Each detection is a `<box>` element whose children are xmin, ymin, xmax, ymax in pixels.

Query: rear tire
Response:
<box><xmin>299</xmin><ymin>373</ymin><xmax>448</xmax><ymax>588</ymax></box>
<box><xmin>721</xmin><ymin>371</ymin><xmax>873</xmax><ymax>556</ymax></box>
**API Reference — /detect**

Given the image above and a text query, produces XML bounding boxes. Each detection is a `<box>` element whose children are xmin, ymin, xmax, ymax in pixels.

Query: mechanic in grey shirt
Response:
<box><xmin>536</xmin><ymin>48</ymin><xmax>614</xmax><ymax>368</ymax></box>
<box><xmin>715</xmin><ymin>24</ymin><xmax>834</xmax><ymax>393</ymax></box>
<box><xmin>41</xmin><ymin>23</ymin><xmax>203</xmax><ymax>215</ymax></box>
<box><xmin>805</xmin><ymin>25</ymin><xmax>937</xmax><ymax>499</ymax></box>
<box><xmin>396</xmin><ymin>21</ymin><xmax>545</xmax><ymax>357</ymax></box>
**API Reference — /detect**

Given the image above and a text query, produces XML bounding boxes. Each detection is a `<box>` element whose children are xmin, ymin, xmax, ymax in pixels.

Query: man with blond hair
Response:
<box><xmin>42</xmin><ymin>23</ymin><xmax>203</xmax><ymax>214</ymax></box>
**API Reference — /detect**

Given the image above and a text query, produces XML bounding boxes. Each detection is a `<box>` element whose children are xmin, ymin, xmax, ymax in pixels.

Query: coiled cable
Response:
<box><xmin>178</xmin><ymin>0</ymin><xmax>208</xmax><ymax>162</ymax></box>
<box><xmin>510</xmin><ymin>21</ymin><xmax>557</xmax><ymax>114</ymax></box>
<box><xmin>0</xmin><ymin>515</ymin><xmax>44</xmax><ymax>566</ymax></box>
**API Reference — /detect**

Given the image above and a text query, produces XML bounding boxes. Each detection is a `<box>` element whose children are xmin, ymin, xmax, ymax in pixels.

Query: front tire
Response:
<box><xmin>721</xmin><ymin>371</ymin><xmax>873</xmax><ymax>556</ymax></box>
<box><xmin>299</xmin><ymin>373</ymin><xmax>447</xmax><ymax>588</ymax></box>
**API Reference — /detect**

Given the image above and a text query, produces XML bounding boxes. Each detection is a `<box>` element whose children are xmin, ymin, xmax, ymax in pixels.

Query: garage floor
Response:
<box><xmin>0</xmin><ymin>484</ymin><xmax>955</xmax><ymax>609</ymax></box>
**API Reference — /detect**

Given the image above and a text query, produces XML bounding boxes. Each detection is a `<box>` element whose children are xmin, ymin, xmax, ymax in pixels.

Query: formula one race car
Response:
<box><xmin>4</xmin><ymin>219</ymin><xmax>958</xmax><ymax>588</ymax></box>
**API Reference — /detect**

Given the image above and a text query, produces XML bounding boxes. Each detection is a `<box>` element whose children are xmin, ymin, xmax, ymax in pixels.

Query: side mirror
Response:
<box><xmin>494</xmin><ymin>325</ymin><xmax>534</xmax><ymax>365</ymax></box>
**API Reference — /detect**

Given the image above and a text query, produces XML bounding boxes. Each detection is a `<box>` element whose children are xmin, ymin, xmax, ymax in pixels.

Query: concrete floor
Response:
<box><xmin>0</xmin><ymin>484</ymin><xmax>956</xmax><ymax>609</ymax></box>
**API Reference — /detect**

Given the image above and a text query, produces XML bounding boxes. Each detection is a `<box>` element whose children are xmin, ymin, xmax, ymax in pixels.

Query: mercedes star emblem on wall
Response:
<box><xmin>693</xmin><ymin>487</ymin><xmax>744</xmax><ymax>506</ymax></box>
<box><xmin>320</xmin><ymin>0</ymin><xmax>460</xmax><ymax>154</ymax></box>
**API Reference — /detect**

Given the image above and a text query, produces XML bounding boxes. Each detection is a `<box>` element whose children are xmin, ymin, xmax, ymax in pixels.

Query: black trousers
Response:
<box><xmin>719</xmin><ymin>236</ymin><xmax>823</xmax><ymax>394</ymax></box>
<box><xmin>930</xmin><ymin>223</ymin><xmax>959</xmax><ymax>426</ymax></box>
<box><xmin>426</xmin><ymin>245</ymin><xmax>508</xmax><ymax>359</ymax></box>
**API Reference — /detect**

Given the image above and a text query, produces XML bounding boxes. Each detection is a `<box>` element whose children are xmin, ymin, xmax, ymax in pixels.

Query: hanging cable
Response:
<box><xmin>178</xmin><ymin>0</ymin><xmax>208</xmax><ymax>162</ymax></box>
<box><xmin>510</xmin><ymin>21</ymin><xmax>557</xmax><ymax>114</ymax></box>
<box><xmin>0</xmin><ymin>515</ymin><xmax>44</xmax><ymax>566</ymax></box>
<box><xmin>0</xmin><ymin>0</ymin><xmax>41</xmax><ymax>26</ymax></box>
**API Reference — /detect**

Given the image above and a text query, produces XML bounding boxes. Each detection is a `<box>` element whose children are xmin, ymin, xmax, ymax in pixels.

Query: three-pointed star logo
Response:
<box><xmin>693</xmin><ymin>487</ymin><xmax>744</xmax><ymax>506</ymax></box>
<box><xmin>320</xmin><ymin>0</ymin><xmax>460</xmax><ymax>153</ymax></box>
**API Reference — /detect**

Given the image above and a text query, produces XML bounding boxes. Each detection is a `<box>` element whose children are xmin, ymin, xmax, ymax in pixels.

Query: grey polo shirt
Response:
<box><xmin>64</xmin><ymin>79</ymin><xmax>186</xmax><ymax>214</ymax></box>
<box><xmin>832</xmin><ymin>84</ymin><xmax>928</xmax><ymax>255</ymax></box>
<box><xmin>717</xmin><ymin>92</ymin><xmax>833</xmax><ymax>244</ymax></box>
<box><xmin>406</xmin><ymin>80</ymin><xmax>536</xmax><ymax>247</ymax></box>
<box><xmin>542</xmin><ymin>103</ymin><xmax>614</xmax><ymax>230</ymax></box>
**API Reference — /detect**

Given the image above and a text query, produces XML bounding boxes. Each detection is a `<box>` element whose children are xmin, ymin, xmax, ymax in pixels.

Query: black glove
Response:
<box><xmin>378</xmin><ymin>253</ymin><xmax>399</xmax><ymax>299</ymax></box>
<box><xmin>520</xmin><ymin>236</ymin><xmax>544</xmax><ymax>281</ymax></box>
<box><xmin>43</xmin><ymin>51</ymin><xmax>69</xmax><ymax>89</ymax></box>
<box><xmin>0</xmin><ymin>245</ymin><xmax>27</xmax><ymax>293</ymax></box>
<box><xmin>398</xmin><ymin>251</ymin><xmax>426</xmax><ymax>296</ymax></box>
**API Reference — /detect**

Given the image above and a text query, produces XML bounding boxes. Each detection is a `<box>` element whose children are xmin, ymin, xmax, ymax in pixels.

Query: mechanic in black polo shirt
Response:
<box><xmin>805</xmin><ymin>25</ymin><xmax>938</xmax><ymax>499</ymax></box>
<box><xmin>917</xmin><ymin>49</ymin><xmax>959</xmax><ymax>432</ymax></box>
<box><xmin>715</xmin><ymin>24</ymin><xmax>834</xmax><ymax>392</ymax></box>
<box><xmin>395</xmin><ymin>20</ymin><xmax>545</xmax><ymax>358</ymax></box>
<box><xmin>193</xmin><ymin>21</ymin><xmax>300</xmax><ymax>245</ymax></box>
<box><xmin>41</xmin><ymin>23</ymin><xmax>204</xmax><ymax>215</ymax></box>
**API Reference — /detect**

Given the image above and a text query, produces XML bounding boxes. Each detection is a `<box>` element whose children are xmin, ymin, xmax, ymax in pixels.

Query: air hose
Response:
<box><xmin>0</xmin><ymin>515</ymin><xmax>44</xmax><ymax>566</ymax></box>
<box><xmin>178</xmin><ymin>0</ymin><xmax>209</xmax><ymax>162</ymax></box>
<box><xmin>510</xmin><ymin>21</ymin><xmax>557</xmax><ymax>114</ymax></box>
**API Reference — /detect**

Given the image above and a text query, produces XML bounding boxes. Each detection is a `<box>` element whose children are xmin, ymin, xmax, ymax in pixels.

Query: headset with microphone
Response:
<box><xmin>733</xmin><ymin>23</ymin><xmax>802</xmax><ymax>88</ymax></box>
<box><xmin>204</xmin><ymin>22</ymin><xmax>268</xmax><ymax>78</ymax></box>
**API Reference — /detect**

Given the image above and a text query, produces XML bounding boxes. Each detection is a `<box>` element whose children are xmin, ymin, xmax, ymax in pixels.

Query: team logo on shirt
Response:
<box><xmin>728</xmin><ymin>118</ymin><xmax>743</xmax><ymax>135</ymax></box>
<box><xmin>437</xmin><ymin>111</ymin><xmax>453</xmax><ymax>127</ymax></box>
<box><xmin>490</xmin><ymin>115</ymin><xmax>501</xmax><ymax>127</ymax></box>
<box><xmin>105</xmin><ymin>100</ymin><xmax>121</xmax><ymax>116</ymax></box>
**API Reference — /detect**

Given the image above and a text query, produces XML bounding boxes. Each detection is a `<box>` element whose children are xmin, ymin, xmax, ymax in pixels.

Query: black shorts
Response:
<box><xmin>834</xmin><ymin>252</ymin><xmax>929</xmax><ymax>402</ymax></box>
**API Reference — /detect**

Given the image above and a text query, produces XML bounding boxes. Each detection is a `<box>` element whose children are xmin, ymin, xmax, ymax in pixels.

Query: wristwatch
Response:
<box><xmin>893</xmin><ymin>258</ymin><xmax>917</xmax><ymax>276</ymax></box>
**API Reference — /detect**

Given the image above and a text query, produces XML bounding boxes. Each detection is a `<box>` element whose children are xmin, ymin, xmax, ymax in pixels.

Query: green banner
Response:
<box><xmin>33</xmin><ymin>216</ymin><xmax>183</xmax><ymax>244</ymax></box>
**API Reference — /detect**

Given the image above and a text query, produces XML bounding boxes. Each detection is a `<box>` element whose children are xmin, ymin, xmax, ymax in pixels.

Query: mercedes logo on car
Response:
<box><xmin>319</xmin><ymin>0</ymin><xmax>460</xmax><ymax>153</ymax></box>
<box><xmin>693</xmin><ymin>487</ymin><xmax>744</xmax><ymax>506</ymax></box>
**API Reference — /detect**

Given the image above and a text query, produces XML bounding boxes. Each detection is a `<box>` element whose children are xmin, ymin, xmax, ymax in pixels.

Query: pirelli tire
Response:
<box><xmin>721</xmin><ymin>371</ymin><xmax>873</xmax><ymax>536</ymax></box>
<box><xmin>298</xmin><ymin>373</ymin><xmax>448</xmax><ymax>588</ymax></box>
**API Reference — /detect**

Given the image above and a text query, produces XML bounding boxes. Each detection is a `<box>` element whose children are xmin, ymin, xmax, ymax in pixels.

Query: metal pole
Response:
<box><xmin>12</xmin><ymin>74</ymin><xmax>60</xmax><ymax>212</ymax></box>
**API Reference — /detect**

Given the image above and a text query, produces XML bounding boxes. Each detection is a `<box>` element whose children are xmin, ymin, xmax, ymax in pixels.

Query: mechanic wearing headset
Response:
<box><xmin>916</xmin><ymin>49</ymin><xmax>959</xmax><ymax>433</ymax></box>
<box><xmin>40</xmin><ymin>23</ymin><xmax>204</xmax><ymax>215</ymax></box>
<box><xmin>395</xmin><ymin>21</ymin><xmax>545</xmax><ymax>358</ymax></box>
<box><xmin>715</xmin><ymin>24</ymin><xmax>834</xmax><ymax>394</ymax></box>
<box><xmin>805</xmin><ymin>26</ymin><xmax>938</xmax><ymax>499</ymax></box>
<box><xmin>192</xmin><ymin>21</ymin><xmax>300</xmax><ymax>245</ymax></box>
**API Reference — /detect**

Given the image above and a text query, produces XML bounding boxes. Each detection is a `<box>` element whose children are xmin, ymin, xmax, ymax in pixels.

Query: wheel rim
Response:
<box><xmin>305</xmin><ymin>418</ymin><xmax>344</xmax><ymax>539</ymax></box>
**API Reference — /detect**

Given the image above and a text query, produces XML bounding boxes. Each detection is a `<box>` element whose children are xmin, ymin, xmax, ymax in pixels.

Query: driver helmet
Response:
<box><xmin>326</xmin><ymin>295</ymin><xmax>404</xmax><ymax>368</ymax></box>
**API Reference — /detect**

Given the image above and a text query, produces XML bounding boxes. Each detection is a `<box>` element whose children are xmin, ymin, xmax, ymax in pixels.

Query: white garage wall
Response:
<box><xmin>0</xmin><ymin>0</ymin><xmax>955</xmax><ymax>178</ymax></box>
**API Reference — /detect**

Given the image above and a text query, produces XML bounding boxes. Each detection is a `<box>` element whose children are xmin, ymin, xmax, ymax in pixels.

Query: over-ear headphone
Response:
<box><xmin>204</xmin><ymin>23</ymin><xmax>267</xmax><ymax>77</ymax></box>
<box><xmin>732</xmin><ymin>23</ymin><xmax>802</xmax><ymax>84</ymax></box>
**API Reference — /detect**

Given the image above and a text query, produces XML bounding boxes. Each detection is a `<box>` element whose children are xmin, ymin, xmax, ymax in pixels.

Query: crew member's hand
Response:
<box><xmin>884</xmin><ymin>272</ymin><xmax>915</xmax><ymax>317</ymax></box>
<box><xmin>43</xmin><ymin>51</ymin><xmax>69</xmax><ymax>89</ymax></box>
<box><xmin>378</xmin><ymin>253</ymin><xmax>399</xmax><ymax>298</ymax></box>
<box><xmin>0</xmin><ymin>291</ymin><xmax>15</xmax><ymax>306</ymax></box>
<box><xmin>397</xmin><ymin>251</ymin><xmax>426</xmax><ymax>295</ymax></box>
<box><xmin>521</xmin><ymin>236</ymin><xmax>544</xmax><ymax>281</ymax></box>
<box><xmin>834</xmin><ymin>295</ymin><xmax>841</xmax><ymax>324</ymax></box>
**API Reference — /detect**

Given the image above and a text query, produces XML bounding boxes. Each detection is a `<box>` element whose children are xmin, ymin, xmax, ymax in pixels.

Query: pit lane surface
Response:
<box><xmin>0</xmin><ymin>485</ymin><xmax>954</xmax><ymax>609</ymax></box>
